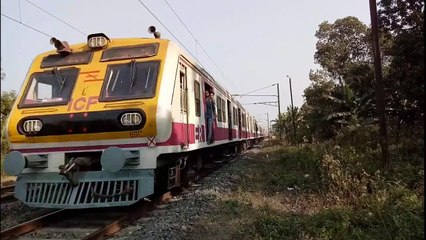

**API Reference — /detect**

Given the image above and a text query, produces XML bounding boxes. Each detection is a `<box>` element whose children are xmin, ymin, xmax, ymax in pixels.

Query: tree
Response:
<box><xmin>1</xmin><ymin>72</ymin><xmax>18</xmax><ymax>172</ymax></box>
<box><xmin>1</xmin><ymin>90</ymin><xmax>17</xmax><ymax>125</ymax></box>
<box><xmin>314</xmin><ymin>17</ymin><xmax>371</xmax><ymax>90</ymax></box>
<box><xmin>1</xmin><ymin>65</ymin><xmax>5</xmax><ymax>81</ymax></box>
<box><xmin>378</xmin><ymin>0</ymin><xmax>424</xmax><ymax>136</ymax></box>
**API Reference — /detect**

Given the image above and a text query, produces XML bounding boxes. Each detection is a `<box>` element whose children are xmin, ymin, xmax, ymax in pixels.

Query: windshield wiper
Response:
<box><xmin>53</xmin><ymin>68</ymin><xmax>67</xmax><ymax>94</ymax></box>
<box><xmin>129</xmin><ymin>60</ymin><xmax>137</xmax><ymax>93</ymax></box>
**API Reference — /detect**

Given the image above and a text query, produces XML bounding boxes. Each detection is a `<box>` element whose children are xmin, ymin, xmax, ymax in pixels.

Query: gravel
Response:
<box><xmin>1</xmin><ymin>201</ymin><xmax>46</xmax><ymax>231</ymax></box>
<box><xmin>112</xmin><ymin>149</ymin><xmax>256</xmax><ymax>240</ymax></box>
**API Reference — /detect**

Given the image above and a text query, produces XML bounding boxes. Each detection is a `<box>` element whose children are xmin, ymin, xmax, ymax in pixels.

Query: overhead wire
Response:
<box><xmin>136</xmin><ymin>0</ymin><xmax>205</xmax><ymax>69</ymax></box>
<box><xmin>238</xmin><ymin>84</ymin><xmax>276</xmax><ymax>97</ymax></box>
<box><xmin>24</xmin><ymin>0</ymin><xmax>87</xmax><ymax>36</ymax></box>
<box><xmin>162</xmin><ymin>0</ymin><xmax>230</xmax><ymax>82</ymax></box>
<box><xmin>1</xmin><ymin>13</ymin><xmax>52</xmax><ymax>38</ymax></box>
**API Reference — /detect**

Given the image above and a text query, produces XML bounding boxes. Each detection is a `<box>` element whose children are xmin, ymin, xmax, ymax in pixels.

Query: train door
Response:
<box><xmin>179</xmin><ymin>62</ymin><xmax>189</xmax><ymax>147</ymax></box>
<box><xmin>204</xmin><ymin>83</ymin><xmax>214</xmax><ymax>142</ymax></box>
<box><xmin>238</xmin><ymin>108</ymin><xmax>242</xmax><ymax>139</ymax></box>
<box><xmin>227</xmin><ymin>100</ymin><xmax>232</xmax><ymax>140</ymax></box>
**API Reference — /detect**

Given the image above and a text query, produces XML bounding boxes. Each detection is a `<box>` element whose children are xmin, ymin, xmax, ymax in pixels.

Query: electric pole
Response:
<box><xmin>276</xmin><ymin>83</ymin><xmax>281</xmax><ymax>140</ymax></box>
<box><xmin>287</xmin><ymin>75</ymin><xmax>297</xmax><ymax>140</ymax></box>
<box><xmin>369</xmin><ymin>0</ymin><xmax>389</xmax><ymax>169</ymax></box>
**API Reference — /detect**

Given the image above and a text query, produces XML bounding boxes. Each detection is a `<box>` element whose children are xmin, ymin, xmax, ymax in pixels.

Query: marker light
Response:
<box><xmin>23</xmin><ymin>119</ymin><xmax>43</xmax><ymax>133</ymax></box>
<box><xmin>120</xmin><ymin>112</ymin><xmax>142</xmax><ymax>126</ymax></box>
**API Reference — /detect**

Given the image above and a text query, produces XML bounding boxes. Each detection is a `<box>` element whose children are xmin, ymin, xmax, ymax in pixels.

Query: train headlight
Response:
<box><xmin>120</xmin><ymin>112</ymin><xmax>142</xmax><ymax>126</ymax></box>
<box><xmin>23</xmin><ymin>119</ymin><xmax>43</xmax><ymax>133</ymax></box>
<box><xmin>88</xmin><ymin>36</ymin><xmax>107</xmax><ymax>48</ymax></box>
<box><xmin>4</xmin><ymin>151</ymin><xmax>26</xmax><ymax>176</ymax></box>
<box><xmin>87</xmin><ymin>33</ymin><xmax>110</xmax><ymax>49</ymax></box>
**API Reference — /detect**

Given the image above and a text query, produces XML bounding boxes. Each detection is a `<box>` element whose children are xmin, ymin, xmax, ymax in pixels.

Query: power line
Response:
<box><xmin>136</xmin><ymin>0</ymin><xmax>204</xmax><ymax>69</ymax></box>
<box><xmin>162</xmin><ymin>0</ymin><xmax>229</xmax><ymax>81</ymax></box>
<box><xmin>1</xmin><ymin>13</ymin><xmax>52</xmax><ymax>38</ymax></box>
<box><xmin>162</xmin><ymin>0</ymin><xmax>196</xmax><ymax>40</ymax></box>
<box><xmin>24</xmin><ymin>0</ymin><xmax>87</xmax><ymax>36</ymax></box>
<box><xmin>238</xmin><ymin>84</ymin><xmax>277</xmax><ymax>97</ymax></box>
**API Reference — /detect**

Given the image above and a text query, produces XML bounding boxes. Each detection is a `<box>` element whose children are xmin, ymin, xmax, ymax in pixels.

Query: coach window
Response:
<box><xmin>216</xmin><ymin>96</ymin><xmax>223</xmax><ymax>122</ymax></box>
<box><xmin>222</xmin><ymin>98</ymin><xmax>226</xmax><ymax>123</ymax></box>
<box><xmin>100</xmin><ymin>60</ymin><xmax>159</xmax><ymax>101</ymax></box>
<box><xmin>194</xmin><ymin>80</ymin><xmax>201</xmax><ymax>116</ymax></box>
<box><xmin>233</xmin><ymin>107</ymin><xmax>237</xmax><ymax>126</ymax></box>
<box><xmin>180</xmin><ymin>69</ymin><xmax>188</xmax><ymax>112</ymax></box>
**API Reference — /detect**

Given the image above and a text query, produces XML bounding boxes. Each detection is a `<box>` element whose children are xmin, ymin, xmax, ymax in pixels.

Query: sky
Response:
<box><xmin>1</xmin><ymin>0</ymin><xmax>372</xmax><ymax>129</ymax></box>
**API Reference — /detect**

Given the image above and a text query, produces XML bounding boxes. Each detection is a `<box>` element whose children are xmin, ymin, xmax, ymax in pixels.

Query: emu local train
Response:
<box><xmin>3</xmin><ymin>27</ymin><xmax>265</xmax><ymax>209</ymax></box>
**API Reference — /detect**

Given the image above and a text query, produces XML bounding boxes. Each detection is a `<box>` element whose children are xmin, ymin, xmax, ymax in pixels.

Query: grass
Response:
<box><xmin>184</xmin><ymin>139</ymin><xmax>424</xmax><ymax>240</ymax></box>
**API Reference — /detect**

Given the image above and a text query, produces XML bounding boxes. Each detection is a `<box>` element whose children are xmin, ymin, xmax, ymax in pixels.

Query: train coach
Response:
<box><xmin>3</xmin><ymin>26</ymin><xmax>265</xmax><ymax>209</ymax></box>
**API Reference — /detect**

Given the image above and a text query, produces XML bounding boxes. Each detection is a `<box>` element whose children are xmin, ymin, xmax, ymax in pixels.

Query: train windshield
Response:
<box><xmin>19</xmin><ymin>68</ymin><xmax>79</xmax><ymax>108</ymax></box>
<box><xmin>100</xmin><ymin>60</ymin><xmax>159</xmax><ymax>101</ymax></box>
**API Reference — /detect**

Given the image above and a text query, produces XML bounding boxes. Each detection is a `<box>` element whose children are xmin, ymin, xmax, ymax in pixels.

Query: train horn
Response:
<box><xmin>148</xmin><ymin>26</ymin><xmax>161</xmax><ymax>39</ymax></box>
<box><xmin>50</xmin><ymin>37</ymin><xmax>72</xmax><ymax>55</ymax></box>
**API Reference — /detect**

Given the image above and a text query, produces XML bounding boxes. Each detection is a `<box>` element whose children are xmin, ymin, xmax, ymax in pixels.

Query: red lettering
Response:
<box><xmin>67</xmin><ymin>96</ymin><xmax>99</xmax><ymax>111</ymax></box>
<box><xmin>67</xmin><ymin>98</ymin><xmax>74</xmax><ymax>111</ymax></box>
<box><xmin>86</xmin><ymin>96</ymin><xmax>98</xmax><ymax>110</ymax></box>
<box><xmin>74</xmin><ymin>97</ymin><xmax>86</xmax><ymax>111</ymax></box>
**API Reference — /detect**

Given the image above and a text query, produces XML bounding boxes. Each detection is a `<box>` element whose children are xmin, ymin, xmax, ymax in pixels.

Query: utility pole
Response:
<box><xmin>287</xmin><ymin>76</ymin><xmax>297</xmax><ymax>140</ymax></box>
<box><xmin>369</xmin><ymin>0</ymin><xmax>389</xmax><ymax>170</ymax></box>
<box><xmin>266</xmin><ymin>112</ymin><xmax>270</xmax><ymax>138</ymax></box>
<box><xmin>276</xmin><ymin>83</ymin><xmax>281</xmax><ymax>140</ymax></box>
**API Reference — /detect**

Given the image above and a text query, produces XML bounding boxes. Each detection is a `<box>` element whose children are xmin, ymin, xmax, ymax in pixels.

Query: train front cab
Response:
<box><xmin>3</xmin><ymin>35</ymin><xmax>173</xmax><ymax>209</ymax></box>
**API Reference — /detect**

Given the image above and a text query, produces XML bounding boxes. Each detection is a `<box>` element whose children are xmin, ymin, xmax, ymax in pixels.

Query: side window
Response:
<box><xmin>194</xmin><ymin>80</ymin><xmax>201</xmax><ymax>117</ymax></box>
<box><xmin>216</xmin><ymin>96</ymin><xmax>222</xmax><ymax>122</ymax></box>
<box><xmin>233</xmin><ymin>107</ymin><xmax>237</xmax><ymax>126</ymax></box>
<box><xmin>221</xmin><ymin>98</ymin><xmax>226</xmax><ymax>123</ymax></box>
<box><xmin>180</xmin><ymin>68</ymin><xmax>187</xmax><ymax>112</ymax></box>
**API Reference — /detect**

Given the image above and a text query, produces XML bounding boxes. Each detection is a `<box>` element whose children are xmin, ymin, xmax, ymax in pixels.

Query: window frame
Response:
<box><xmin>216</xmin><ymin>96</ymin><xmax>222</xmax><ymax>122</ymax></box>
<box><xmin>40</xmin><ymin>52</ymin><xmax>93</xmax><ymax>68</ymax></box>
<box><xmin>194</xmin><ymin>80</ymin><xmax>201</xmax><ymax>117</ymax></box>
<box><xmin>98</xmin><ymin>60</ymin><xmax>161</xmax><ymax>102</ymax></box>
<box><xmin>221</xmin><ymin>98</ymin><xmax>226</xmax><ymax>123</ymax></box>
<box><xmin>18</xmin><ymin>67</ymin><xmax>80</xmax><ymax>109</ymax></box>
<box><xmin>100</xmin><ymin>43</ymin><xmax>159</xmax><ymax>62</ymax></box>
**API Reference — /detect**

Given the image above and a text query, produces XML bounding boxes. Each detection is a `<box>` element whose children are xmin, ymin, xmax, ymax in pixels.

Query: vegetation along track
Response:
<box><xmin>0</xmin><ymin>148</ymin><xmax>247</xmax><ymax>240</ymax></box>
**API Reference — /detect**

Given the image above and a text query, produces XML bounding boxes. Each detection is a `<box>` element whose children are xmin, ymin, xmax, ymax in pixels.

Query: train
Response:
<box><xmin>3</xmin><ymin>26</ymin><xmax>266</xmax><ymax>208</ymax></box>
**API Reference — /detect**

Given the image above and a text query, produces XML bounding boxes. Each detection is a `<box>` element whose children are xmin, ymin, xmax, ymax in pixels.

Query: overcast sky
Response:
<box><xmin>1</xmin><ymin>0</ymin><xmax>371</xmax><ymax>127</ymax></box>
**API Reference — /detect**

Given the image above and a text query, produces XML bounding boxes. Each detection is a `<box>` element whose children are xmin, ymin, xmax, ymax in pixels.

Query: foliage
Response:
<box><xmin>253</xmin><ymin>141</ymin><xmax>424</xmax><ymax>240</ymax></box>
<box><xmin>273</xmin><ymin>5</ymin><xmax>424</xmax><ymax>153</ymax></box>
<box><xmin>255</xmin><ymin>189</ymin><xmax>424</xmax><ymax>240</ymax></box>
<box><xmin>1</xmin><ymin>90</ymin><xmax>17</xmax><ymax>125</ymax></box>
<box><xmin>1</xmin><ymin>77</ymin><xmax>18</xmax><ymax>175</ymax></box>
<box><xmin>378</xmin><ymin>0</ymin><xmax>425</xmax><ymax>131</ymax></box>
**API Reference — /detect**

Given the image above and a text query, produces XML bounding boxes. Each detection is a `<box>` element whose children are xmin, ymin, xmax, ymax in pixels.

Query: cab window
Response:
<box><xmin>18</xmin><ymin>67</ymin><xmax>79</xmax><ymax>108</ymax></box>
<box><xmin>100</xmin><ymin>60</ymin><xmax>160</xmax><ymax>101</ymax></box>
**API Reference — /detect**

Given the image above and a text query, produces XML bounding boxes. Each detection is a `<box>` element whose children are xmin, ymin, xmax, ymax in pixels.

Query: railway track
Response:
<box><xmin>1</xmin><ymin>184</ymin><xmax>16</xmax><ymax>203</ymax></box>
<box><xmin>0</xmin><ymin>190</ymin><xmax>178</xmax><ymax>240</ymax></box>
<box><xmin>0</xmin><ymin>151</ymin><xmax>241</xmax><ymax>240</ymax></box>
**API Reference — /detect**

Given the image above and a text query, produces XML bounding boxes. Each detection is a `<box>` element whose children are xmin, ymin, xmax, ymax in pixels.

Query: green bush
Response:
<box><xmin>254</xmin><ymin>187</ymin><xmax>424</xmax><ymax>240</ymax></box>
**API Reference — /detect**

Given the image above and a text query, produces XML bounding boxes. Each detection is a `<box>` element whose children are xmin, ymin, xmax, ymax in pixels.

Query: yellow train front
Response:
<box><xmin>4</xmin><ymin>29</ymin><xmax>264</xmax><ymax>208</ymax></box>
